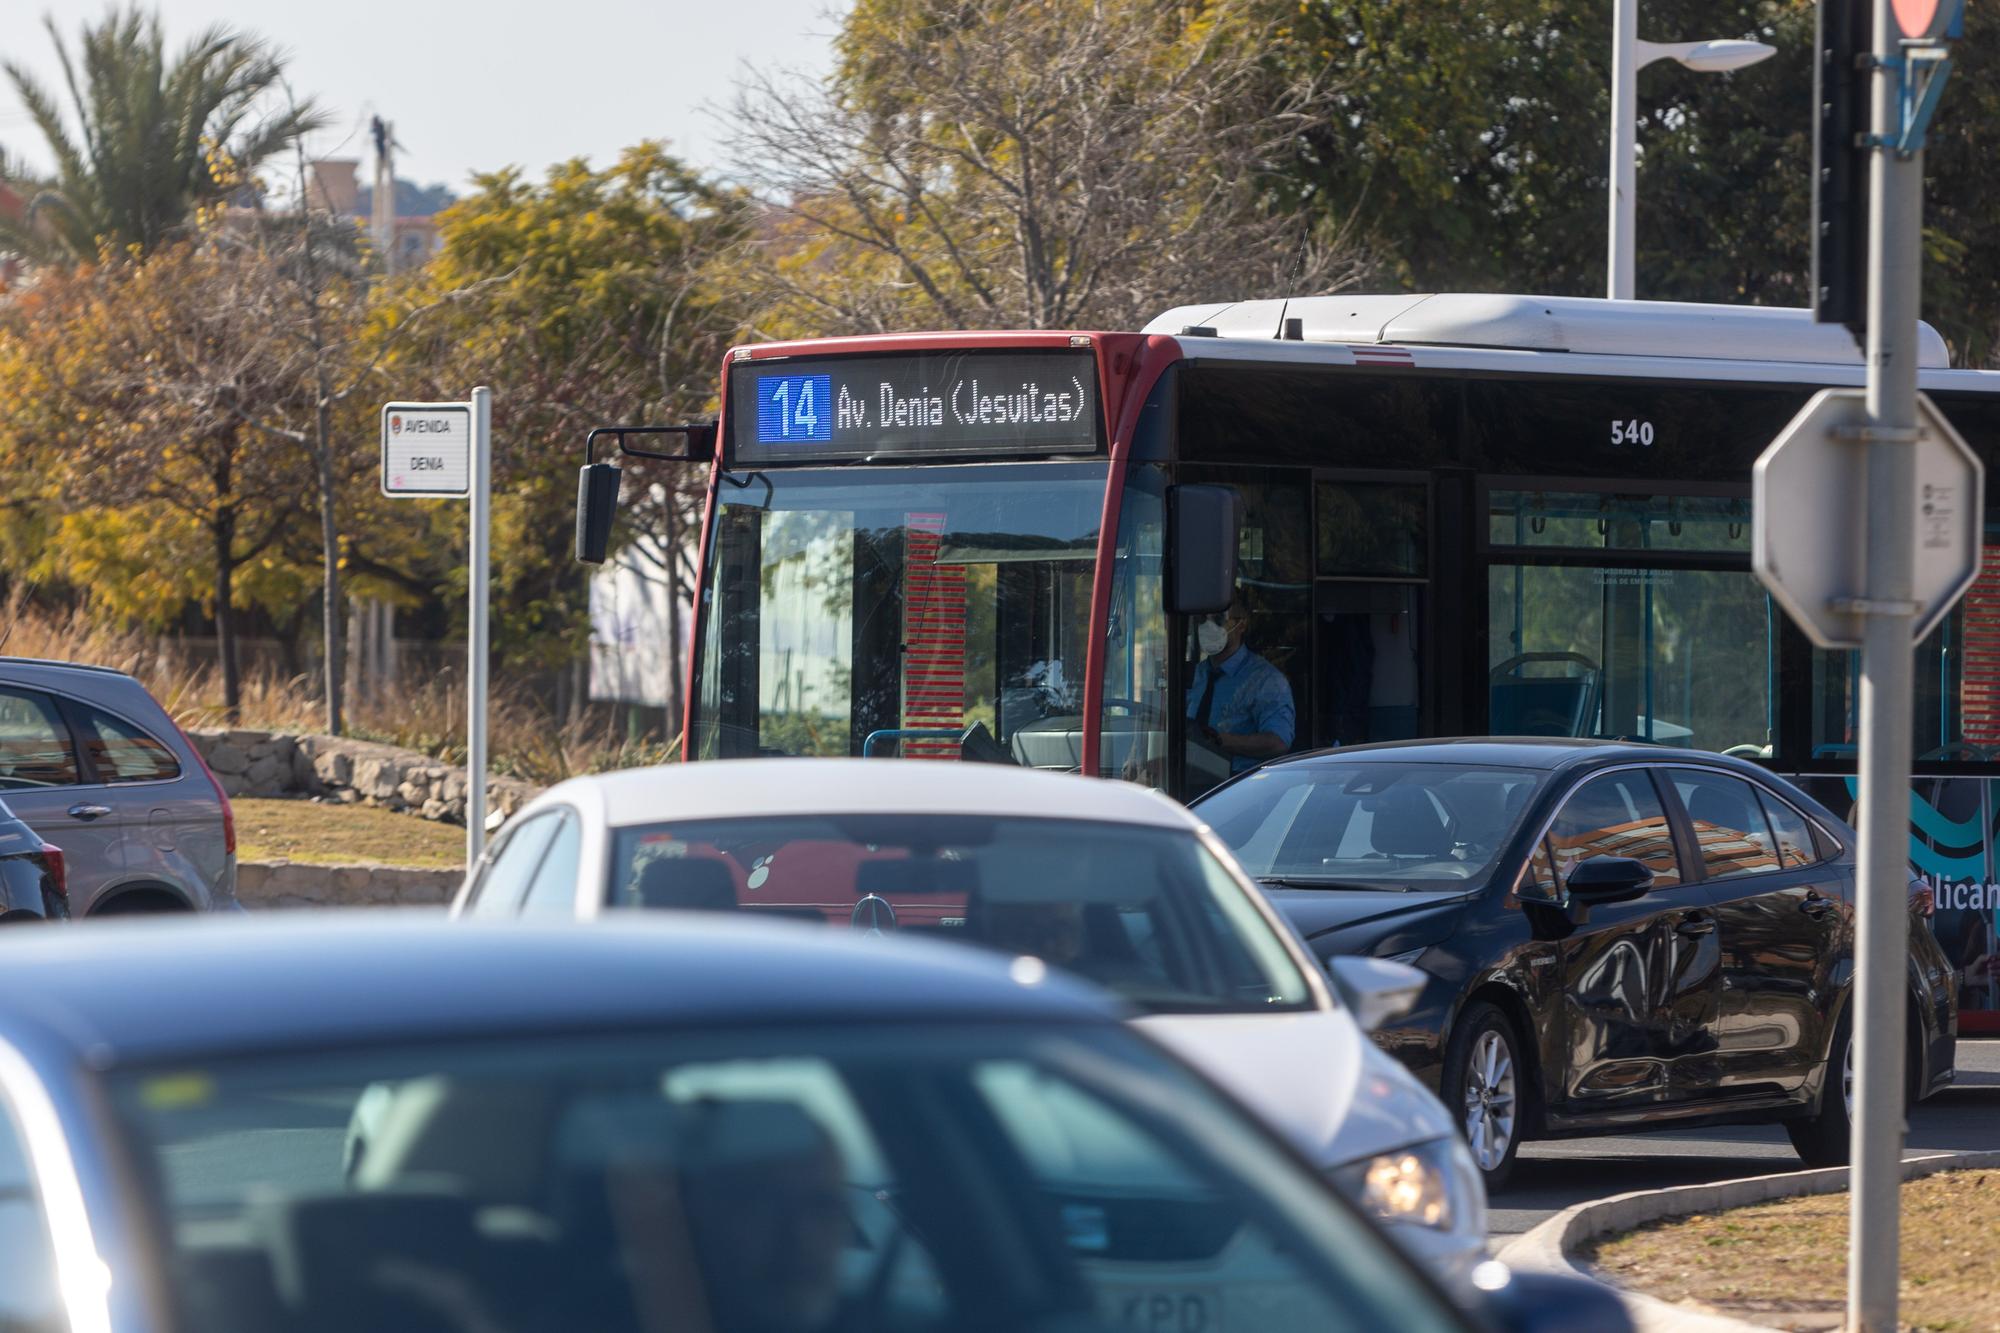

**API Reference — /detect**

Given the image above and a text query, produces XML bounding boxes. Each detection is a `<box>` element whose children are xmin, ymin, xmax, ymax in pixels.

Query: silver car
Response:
<box><xmin>0</xmin><ymin>658</ymin><xmax>236</xmax><ymax>914</ymax></box>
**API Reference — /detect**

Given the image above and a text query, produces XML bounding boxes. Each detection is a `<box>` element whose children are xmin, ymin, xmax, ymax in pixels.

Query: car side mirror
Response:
<box><xmin>1326</xmin><ymin>956</ymin><xmax>1426</xmax><ymax>1033</ymax></box>
<box><xmin>1565</xmin><ymin>855</ymin><xmax>1653</xmax><ymax>905</ymax></box>
<box><xmin>1166</xmin><ymin>484</ymin><xmax>1240</xmax><ymax>615</ymax></box>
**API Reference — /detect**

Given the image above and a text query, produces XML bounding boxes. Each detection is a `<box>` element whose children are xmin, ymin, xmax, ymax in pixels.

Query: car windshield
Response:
<box><xmin>692</xmin><ymin>463</ymin><xmax>1107</xmax><ymax>764</ymax></box>
<box><xmin>111</xmin><ymin>1025</ymin><xmax>1459</xmax><ymax>1333</ymax></box>
<box><xmin>1198</xmin><ymin>762</ymin><xmax>1546</xmax><ymax>889</ymax></box>
<box><xmin>606</xmin><ymin>814</ymin><xmax>1313</xmax><ymax>1014</ymax></box>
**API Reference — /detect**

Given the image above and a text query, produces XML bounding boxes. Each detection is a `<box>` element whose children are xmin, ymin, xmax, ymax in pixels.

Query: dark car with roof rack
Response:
<box><xmin>1193</xmin><ymin>738</ymin><xmax>1957</xmax><ymax>1190</ymax></box>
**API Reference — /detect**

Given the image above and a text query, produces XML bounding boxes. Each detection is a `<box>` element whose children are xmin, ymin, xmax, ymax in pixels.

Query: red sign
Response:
<box><xmin>1894</xmin><ymin>0</ymin><xmax>1943</xmax><ymax>38</ymax></box>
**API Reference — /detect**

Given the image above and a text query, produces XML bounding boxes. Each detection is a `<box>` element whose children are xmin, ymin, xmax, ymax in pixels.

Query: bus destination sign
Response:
<box><xmin>729</xmin><ymin>350</ymin><xmax>1099</xmax><ymax>463</ymax></box>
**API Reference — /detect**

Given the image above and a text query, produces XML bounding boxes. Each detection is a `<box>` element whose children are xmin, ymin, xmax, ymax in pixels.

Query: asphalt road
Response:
<box><xmin>1489</xmin><ymin>1038</ymin><xmax>2000</xmax><ymax>1238</ymax></box>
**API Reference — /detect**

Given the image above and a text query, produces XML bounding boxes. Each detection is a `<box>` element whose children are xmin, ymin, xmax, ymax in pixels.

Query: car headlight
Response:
<box><xmin>1331</xmin><ymin>1136</ymin><xmax>1481</xmax><ymax>1234</ymax></box>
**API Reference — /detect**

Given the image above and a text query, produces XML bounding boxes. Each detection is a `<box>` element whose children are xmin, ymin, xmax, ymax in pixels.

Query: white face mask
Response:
<box><xmin>1197</xmin><ymin>622</ymin><xmax>1230</xmax><ymax>656</ymax></box>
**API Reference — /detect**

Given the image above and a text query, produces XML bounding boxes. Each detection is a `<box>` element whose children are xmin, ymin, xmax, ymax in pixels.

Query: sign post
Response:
<box><xmin>1784</xmin><ymin>3</ymin><xmax>1966</xmax><ymax>1327</ymax></box>
<box><xmin>382</xmin><ymin>391</ymin><xmax>494</xmax><ymax>869</ymax></box>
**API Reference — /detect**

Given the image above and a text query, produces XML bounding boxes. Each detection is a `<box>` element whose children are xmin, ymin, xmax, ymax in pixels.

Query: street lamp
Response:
<box><xmin>1607</xmin><ymin>0</ymin><xmax>1775</xmax><ymax>300</ymax></box>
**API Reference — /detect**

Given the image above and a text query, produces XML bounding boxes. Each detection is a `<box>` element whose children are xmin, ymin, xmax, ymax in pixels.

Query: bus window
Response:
<box><xmin>1811</xmin><ymin>532</ymin><xmax>2000</xmax><ymax>762</ymax></box>
<box><xmin>1100</xmin><ymin>465</ymin><xmax>1169</xmax><ymax>784</ymax></box>
<box><xmin>1316</xmin><ymin>481</ymin><xmax>1427</xmax><ymax>746</ymax></box>
<box><xmin>1180</xmin><ymin>472</ymin><xmax>1309</xmax><ymax>798</ymax></box>
<box><xmin>1488</xmin><ymin>564</ymin><xmax>1774</xmax><ymax>755</ymax></box>
<box><xmin>692</xmin><ymin>464</ymin><xmax>1108</xmax><ymax>762</ymax></box>
<box><xmin>1488</xmin><ymin>490</ymin><xmax>1751</xmax><ymax>554</ymax></box>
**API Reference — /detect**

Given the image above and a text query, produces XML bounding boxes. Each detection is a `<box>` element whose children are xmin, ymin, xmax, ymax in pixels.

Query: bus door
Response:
<box><xmin>1312</xmin><ymin>478</ymin><xmax>1430</xmax><ymax>749</ymax></box>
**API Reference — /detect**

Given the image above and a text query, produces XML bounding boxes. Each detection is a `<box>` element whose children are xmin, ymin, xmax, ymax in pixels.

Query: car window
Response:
<box><xmin>975</xmin><ymin>1059</ymin><xmax>1363</xmax><ymax>1329</ymax></box>
<box><xmin>72</xmin><ymin>702</ymin><xmax>180</xmax><ymax>782</ymax></box>
<box><xmin>1672</xmin><ymin>771</ymin><xmax>1783</xmax><ymax>880</ymax></box>
<box><xmin>606</xmin><ymin>814</ymin><xmax>1314</xmax><ymax>1015</ymax></box>
<box><xmin>519</xmin><ymin>814</ymin><xmax>581</xmax><ymax>918</ymax></box>
<box><xmin>1547</xmin><ymin>770</ymin><xmax>1683</xmax><ymax>889</ymax></box>
<box><xmin>0</xmin><ymin>1097</ymin><xmax>61</xmax><ymax>1331</ymax></box>
<box><xmin>1199</xmin><ymin>761</ymin><xmax>1544</xmax><ymax>887</ymax></box>
<box><xmin>463</xmin><ymin>812</ymin><xmax>560</xmax><ymax>917</ymax></box>
<box><xmin>0</xmin><ymin>689</ymin><xmax>77</xmax><ymax>788</ymax></box>
<box><xmin>1757</xmin><ymin>789</ymin><xmax>1819</xmax><ymax>870</ymax></box>
<box><xmin>1515</xmin><ymin>840</ymin><xmax>1560</xmax><ymax>904</ymax></box>
<box><xmin>112</xmin><ymin>1026</ymin><xmax>1461</xmax><ymax>1333</ymax></box>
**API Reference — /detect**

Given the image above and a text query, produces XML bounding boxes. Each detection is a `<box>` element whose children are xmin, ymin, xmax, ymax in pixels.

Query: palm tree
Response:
<box><xmin>0</xmin><ymin>7</ymin><xmax>326</xmax><ymax>263</ymax></box>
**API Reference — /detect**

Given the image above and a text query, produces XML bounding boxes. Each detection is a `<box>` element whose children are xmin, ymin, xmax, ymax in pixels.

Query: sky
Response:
<box><xmin>0</xmin><ymin>0</ymin><xmax>845</xmax><ymax>194</ymax></box>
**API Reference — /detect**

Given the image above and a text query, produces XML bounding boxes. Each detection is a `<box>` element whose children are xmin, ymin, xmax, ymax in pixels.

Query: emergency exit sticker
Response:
<box><xmin>381</xmin><ymin>402</ymin><xmax>471</xmax><ymax>498</ymax></box>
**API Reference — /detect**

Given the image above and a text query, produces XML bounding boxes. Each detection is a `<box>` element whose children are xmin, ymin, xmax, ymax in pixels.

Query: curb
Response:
<box><xmin>1496</xmin><ymin>1149</ymin><xmax>2000</xmax><ymax>1331</ymax></box>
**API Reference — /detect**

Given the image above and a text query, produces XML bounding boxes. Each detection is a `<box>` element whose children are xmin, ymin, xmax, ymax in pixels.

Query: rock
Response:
<box><xmin>205</xmin><ymin>742</ymin><xmax>250</xmax><ymax>776</ymax></box>
<box><xmin>218</xmin><ymin>772</ymin><xmax>250</xmax><ymax>798</ymax></box>
<box><xmin>244</xmin><ymin>753</ymin><xmax>288</xmax><ymax>791</ymax></box>
<box><xmin>421</xmin><ymin>798</ymin><xmax>448</xmax><ymax>820</ymax></box>
<box><xmin>315</xmin><ymin>750</ymin><xmax>354</xmax><ymax>787</ymax></box>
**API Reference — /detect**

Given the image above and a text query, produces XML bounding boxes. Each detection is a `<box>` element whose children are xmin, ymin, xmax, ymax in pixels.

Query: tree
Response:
<box><xmin>0</xmin><ymin>6</ymin><xmax>325</xmax><ymax>264</ymax></box>
<box><xmin>0</xmin><ymin>241</ymin><xmax>310</xmax><ymax>715</ymax></box>
<box><xmin>372</xmin><ymin>144</ymin><xmax>746</xmax><ymax>726</ymax></box>
<box><xmin>728</xmin><ymin>0</ymin><xmax>1371</xmax><ymax>335</ymax></box>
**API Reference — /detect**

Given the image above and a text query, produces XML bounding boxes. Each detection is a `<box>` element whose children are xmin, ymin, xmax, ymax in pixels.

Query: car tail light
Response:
<box><xmin>39</xmin><ymin>842</ymin><xmax>66</xmax><ymax>900</ymax></box>
<box><xmin>175</xmin><ymin>722</ymin><xmax>236</xmax><ymax>855</ymax></box>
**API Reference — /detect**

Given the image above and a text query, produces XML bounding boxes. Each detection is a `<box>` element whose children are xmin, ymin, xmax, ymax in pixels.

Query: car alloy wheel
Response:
<box><xmin>1842</xmin><ymin>1030</ymin><xmax>1855</xmax><ymax>1119</ymax></box>
<box><xmin>1462</xmin><ymin>1028</ymin><xmax>1517</xmax><ymax>1173</ymax></box>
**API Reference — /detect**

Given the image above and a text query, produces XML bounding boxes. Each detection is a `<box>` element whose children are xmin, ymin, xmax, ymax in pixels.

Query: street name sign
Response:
<box><xmin>381</xmin><ymin>402</ymin><xmax>472</xmax><ymax>498</ymax></box>
<box><xmin>1752</xmin><ymin>388</ymin><xmax>1982</xmax><ymax>649</ymax></box>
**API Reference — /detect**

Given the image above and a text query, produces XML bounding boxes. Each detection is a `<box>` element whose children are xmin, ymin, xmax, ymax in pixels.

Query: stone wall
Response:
<box><xmin>237</xmin><ymin>859</ymin><xmax>461</xmax><ymax>910</ymax></box>
<box><xmin>189</xmin><ymin>729</ymin><xmax>542</xmax><ymax>827</ymax></box>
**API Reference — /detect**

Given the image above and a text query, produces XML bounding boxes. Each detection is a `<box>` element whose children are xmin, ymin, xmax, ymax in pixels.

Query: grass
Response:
<box><xmin>234</xmin><ymin>798</ymin><xmax>467</xmax><ymax>870</ymax></box>
<box><xmin>0</xmin><ymin>592</ymin><xmax>677</xmax><ymax>785</ymax></box>
<box><xmin>1585</xmin><ymin>1169</ymin><xmax>2000</xmax><ymax>1332</ymax></box>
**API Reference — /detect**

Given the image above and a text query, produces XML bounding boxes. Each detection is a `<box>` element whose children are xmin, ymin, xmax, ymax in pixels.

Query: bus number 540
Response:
<box><xmin>1611</xmin><ymin>419</ymin><xmax>1656</xmax><ymax>447</ymax></box>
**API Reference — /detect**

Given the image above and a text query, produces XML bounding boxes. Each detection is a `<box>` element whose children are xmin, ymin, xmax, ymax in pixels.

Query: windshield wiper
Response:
<box><xmin>1254</xmin><ymin>876</ymin><xmax>1415</xmax><ymax>892</ymax></box>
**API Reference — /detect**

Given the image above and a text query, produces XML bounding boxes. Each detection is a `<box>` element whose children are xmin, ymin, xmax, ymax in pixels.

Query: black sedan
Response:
<box><xmin>0</xmin><ymin>916</ymin><xmax>1625</xmax><ymax>1333</ymax></box>
<box><xmin>1194</xmin><ymin>739</ymin><xmax>1958</xmax><ymax>1190</ymax></box>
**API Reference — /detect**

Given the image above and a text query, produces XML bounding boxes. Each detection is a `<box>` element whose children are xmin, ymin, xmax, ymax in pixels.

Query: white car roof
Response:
<box><xmin>534</xmin><ymin>759</ymin><xmax>1195</xmax><ymax>832</ymax></box>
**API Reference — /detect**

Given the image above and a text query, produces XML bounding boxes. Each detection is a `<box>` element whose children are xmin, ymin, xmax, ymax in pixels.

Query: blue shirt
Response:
<box><xmin>1187</xmin><ymin>646</ymin><xmax>1296</xmax><ymax>772</ymax></box>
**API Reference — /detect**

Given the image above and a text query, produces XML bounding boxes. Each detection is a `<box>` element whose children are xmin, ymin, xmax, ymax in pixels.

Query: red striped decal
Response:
<box><xmin>1959</xmin><ymin>549</ymin><xmax>2000</xmax><ymax>744</ymax></box>
<box><xmin>901</xmin><ymin>513</ymin><xmax>966</xmax><ymax>758</ymax></box>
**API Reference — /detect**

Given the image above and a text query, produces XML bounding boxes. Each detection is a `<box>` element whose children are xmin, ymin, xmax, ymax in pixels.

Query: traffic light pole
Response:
<box><xmin>1850</xmin><ymin>2</ymin><xmax>1922</xmax><ymax>1326</ymax></box>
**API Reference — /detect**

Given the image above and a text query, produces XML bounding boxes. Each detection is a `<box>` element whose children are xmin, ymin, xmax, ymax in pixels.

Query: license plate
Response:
<box><xmin>1115</xmin><ymin>1289</ymin><xmax>1218</xmax><ymax>1333</ymax></box>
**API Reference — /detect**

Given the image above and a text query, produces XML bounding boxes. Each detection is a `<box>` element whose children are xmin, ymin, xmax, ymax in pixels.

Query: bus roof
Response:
<box><xmin>1143</xmin><ymin>293</ymin><xmax>1953</xmax><ymax>369</ymax></box>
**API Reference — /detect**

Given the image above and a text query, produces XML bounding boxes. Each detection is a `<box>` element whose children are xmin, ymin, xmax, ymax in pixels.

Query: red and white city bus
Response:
<box><xmin>576</xmin><ymin>292</ymin><xmax>2000</xmax><ymax>1028</ymax></box>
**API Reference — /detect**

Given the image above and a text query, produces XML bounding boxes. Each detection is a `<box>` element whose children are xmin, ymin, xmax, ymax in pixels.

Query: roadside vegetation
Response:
<box><xmin>1586</xmin><ymin>1169</ymin><xmax>2000</xmax><ymax>1331</ymax></box>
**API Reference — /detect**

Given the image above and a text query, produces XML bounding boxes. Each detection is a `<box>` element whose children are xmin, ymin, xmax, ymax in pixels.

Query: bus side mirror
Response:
<box><xmin>1167</xmin><ymin>484</ymin><xmax>1240</xmax><ymax>615</ymax></box>
<box><xmin>576</xmin><ymin>463</ymin><xmax>621</xmax><ymax>564</ymax></box>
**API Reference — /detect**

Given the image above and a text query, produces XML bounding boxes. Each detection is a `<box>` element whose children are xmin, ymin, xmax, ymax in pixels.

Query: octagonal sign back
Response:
<box><xmin>1753</xmin><ymin>390</ymin><xmax>1983</xmax><ymax>650</ymax></box>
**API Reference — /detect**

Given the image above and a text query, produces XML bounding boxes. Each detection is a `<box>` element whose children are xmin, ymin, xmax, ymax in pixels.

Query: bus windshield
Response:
<box><xmin>692</xmin><ymin>462</ymin><xmax>1108</xmax><ymax>763</ymax></box>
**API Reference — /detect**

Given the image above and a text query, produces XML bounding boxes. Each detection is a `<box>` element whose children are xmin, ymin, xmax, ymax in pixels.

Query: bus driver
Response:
<box><xmin>1187</xmin><ymin>592</ymin><xmax>1296</xmax><ymax>785</ymax></box>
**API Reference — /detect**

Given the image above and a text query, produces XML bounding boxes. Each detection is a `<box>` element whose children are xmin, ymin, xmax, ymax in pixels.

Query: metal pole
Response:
<box><xmin>467</xmin><ymin>387</ymin><xmax>492</xmax><ymax>868</ymax></box>
<box><xmin>1850</xmin><ymin>2</ymin><xmax>1921</xmax><ymax>1326</ymax></box>
<box><xmin>1607</xmin><ymin>0</ymin><xmax>1639</xmax><ymax>299</ymax></box>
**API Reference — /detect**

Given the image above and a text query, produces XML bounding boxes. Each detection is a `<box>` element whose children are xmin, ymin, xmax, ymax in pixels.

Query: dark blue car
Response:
<box><xmin>0</xmin><ymin>916</ymin><xmax>1625</xmax><ymax>1333</ymax></box>
<box><xmin>1195</xmin><ymin>739</ymin><xmax>1959</xmax><ymax>1190</ymax></box>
